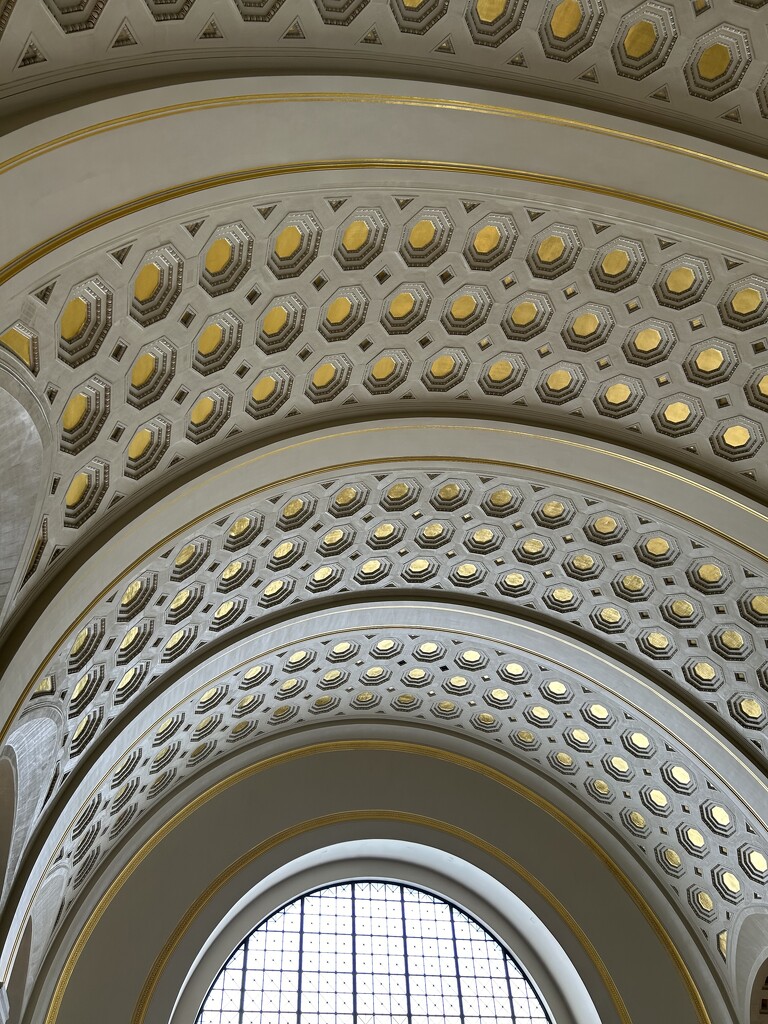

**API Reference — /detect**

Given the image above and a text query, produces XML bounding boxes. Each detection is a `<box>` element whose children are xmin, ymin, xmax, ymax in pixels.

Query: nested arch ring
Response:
<box><xmin>173</xmin><ymin>841</ymin><xmax>602</xmax><ymax>1024</ymax></box>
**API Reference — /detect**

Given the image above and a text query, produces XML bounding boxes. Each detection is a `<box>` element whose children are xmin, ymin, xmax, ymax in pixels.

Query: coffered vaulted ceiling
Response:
<box><xmin>0</xmin><ymin>3</ymin><xmax>767</xmax><ymax>1024</ymax></box>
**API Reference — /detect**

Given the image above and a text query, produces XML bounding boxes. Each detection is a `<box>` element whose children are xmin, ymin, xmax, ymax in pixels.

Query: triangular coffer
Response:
<box><xmin>578</xmin><ymin>66</ymin><xmax>598</xmax><ymax>83</ymax></box>
<box><xmin>33</xmin><ymin>282</ymin><xmax>56</xmax><ymax>304</ymax></box>
<box><xmin>199</xmin><ymin>19</ymin><xmax>223</xmax><ymax>39</ymax></box>
<box><xmin>111</xmin><ymin>20</ymin><xmax>138</xmax><ymax>48</ymax></box>
<box><xmin>18</xmin><ymin>37</ymin><xmax>46</xmax><ymax>68</ymax></box>
<box><xmin>110</xmin><ymin>246</ymin><xmax>132</xmax><ymax>265</ymax></box>
<box><xmin>359</xmin><ymin>25</ymin><xmax>381</xmax><ymax>45</ymax></box>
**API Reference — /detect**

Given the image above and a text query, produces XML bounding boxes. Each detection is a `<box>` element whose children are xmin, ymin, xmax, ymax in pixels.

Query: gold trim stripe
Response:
<box><xmin>132</xmin><ymin>810</ymin><xmax>631</xmax><ymax>1024</ymax></box>
<box><xmin>2</xmin><ymin>156</ymin><xmax>767</xmax><ymax>286</ymax></box>
<box><xmin>38</xmin><ymin>740</ymin><xmax>709</xmax><ymax>1024</ymax></box>
<box><xmin>3</xmin><ymin>93</ymin><xmax>766</xmax><ymax>182</ymax></box>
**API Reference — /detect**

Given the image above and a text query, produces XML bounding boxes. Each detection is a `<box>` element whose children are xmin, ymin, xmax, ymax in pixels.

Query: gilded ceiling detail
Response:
<box><xmin>1</xmin><ymin>1</ymin><xmax>768</xmax><ymax>1020</ymax></box>
<box><xmin>2</xmin><ymin>189</ymin><xmax>767</xmax><ymax>622</ymax></box>
<box><xmin>5</xmin><ymin>463</ymin><xmax>765</xmax><ymax>984</ymax></box>
<box><xmin>1</xmin><ymin>0</ymin><xmax>767</xmax><ymax>154</ymax></box>
<box><xmin>38</xmin><ymin>620</ymin><xmax>765</xmax><ymax>974</ymax></box>
<box><xmin>21</xmin><ymin>467</ymin><xmax>768</xmax><ymax>777</ymax></box>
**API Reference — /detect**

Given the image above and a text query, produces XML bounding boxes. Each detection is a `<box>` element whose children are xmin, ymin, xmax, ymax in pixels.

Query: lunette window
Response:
<box><xmin>197</xmin><ymin>880</ymin><xmax>552</xmax><ymax>1024</ymax></box>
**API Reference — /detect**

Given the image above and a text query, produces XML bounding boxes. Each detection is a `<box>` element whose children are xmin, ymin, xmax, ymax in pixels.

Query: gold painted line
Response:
<box><xmin>99</xmin><ymin>431</ymin><xmax>768</xmax><ymax>558</ymax></box>
<box><xmin>443</xmin><ymin>442</ymin><xmax>768</xmax><ymax>544</ymax></box>
<box><xmin>11</xmin><ymin>600</ymin><xmax>766</xmax><ymax>983</ymax></box>
<box><xmin>39</xmin><ymin>741</ymin><xmax>710</xmax><ymax>1024</ymax></box>
<box><xmin>130</xmin><ymin>810</ymin><xmax>632</xmax><ymax>1024</ymax></box>
<box><xmin>2</xmin><ymin>156</ymin><xmax>768</xmax><ymax>286</ymax></box>
<box><xmin>4</xmin><ymin>430</ymin><xmax>766</xmax><ymax>747</ymax></box>
<box><xmin>72</xmin><ymin>430</ymin><xmax>768</xmax><ymax>559</ymax></box>
<box><xmin>2</xmin><ymin>91</ymin><xmax>765</xmax><ymax>184</ymax></box>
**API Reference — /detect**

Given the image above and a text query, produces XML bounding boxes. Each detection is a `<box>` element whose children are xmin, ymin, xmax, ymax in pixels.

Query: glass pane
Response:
<box><xmin>197</xmin><ymin>882</ymin><xmax>552</xmax><ymax>1024</ymax></box>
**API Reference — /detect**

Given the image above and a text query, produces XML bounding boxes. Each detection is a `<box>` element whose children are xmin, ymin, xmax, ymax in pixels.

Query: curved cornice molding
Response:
<box><xmin>0</xmin><ymin>1</ymin><xmax>767</xmax><ymax>158</ymax></box>
<box><xmin>3</xmin><ymin>82</ymin><xmax>768</xmax><ymax>277</ymax></box>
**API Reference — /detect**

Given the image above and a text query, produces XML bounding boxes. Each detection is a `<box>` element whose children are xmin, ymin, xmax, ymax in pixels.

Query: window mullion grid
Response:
<box><xmin>501</xmin><ymin>939</ymin><xmax>520</xmax><ymax>1024</ymax></box>
<box><xmin>400</xmin><ymin>885</ymin><xmax>413</xmax><ymax>1024</ymax></box>
<box><xmin>296</xmin><ymin>896</ymin><xmax>305</xmax><ymax>1024</ymax></box>
<box><xmin>449</xmin><ymin>905</ymin><xmax>467</xmax><ymax>1024</ymax></box>
<box><xmin>200</xmin><ymin>882</ymin><xmax>550</xmax><ymax>1024</ymax></box>
<box><xmin>351</xmin><ymin>884</ymin><xmax>358</xmax><ymax>1024</ymax></box>
<box><xmin>237</xmin><ymin>932</ymin><xmax>250</xmax><ymax>1024</ymax></box>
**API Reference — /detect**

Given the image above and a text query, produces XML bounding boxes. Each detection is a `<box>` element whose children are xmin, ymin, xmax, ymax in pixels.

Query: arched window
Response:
<box><xmin>197</xmin><ymin>880</ymin><xmax>552</xmax><ymax>1024</ymax></box>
